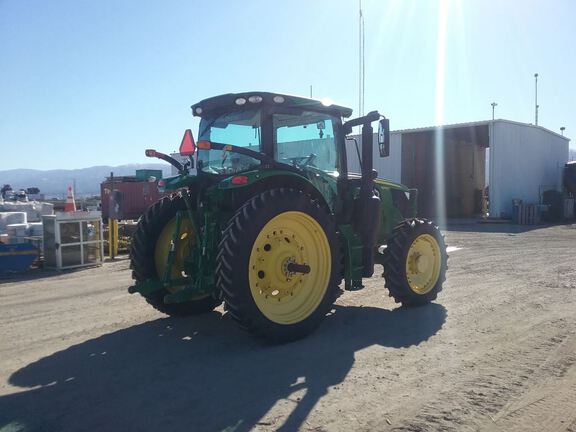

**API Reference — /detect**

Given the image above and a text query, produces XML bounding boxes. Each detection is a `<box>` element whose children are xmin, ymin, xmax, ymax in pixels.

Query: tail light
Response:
<box><xmin>231</xmin><ymin>176</ymin><xmax>249</xmax><ymax>185</ymax></box>
<box><xmin>197</xmin><ymin>140</ymin><xmax>211</xmax><ymax>150</ymax></box>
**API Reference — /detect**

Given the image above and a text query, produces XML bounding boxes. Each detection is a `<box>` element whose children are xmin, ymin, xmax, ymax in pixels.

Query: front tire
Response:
<box><xmin>216</xmin><ymin>188</ymin><xmax>340</xmax><ymax>343</ymax></box>
<box><xmin>130</xmin><ymin>193</ymin><xmax>221</xmax><ymax>316</ymax></box>
<box><xmin>382</xmin><ymin>218</ymin><xmax>447</xmax><ymax>306</ymax></box>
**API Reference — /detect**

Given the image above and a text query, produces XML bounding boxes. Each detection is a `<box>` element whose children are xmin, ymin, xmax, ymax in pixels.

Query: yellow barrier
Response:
<box><xmin>108</xmin><ymin>218</ymin><xmax>119</xmax><ymax>259</ymax></box>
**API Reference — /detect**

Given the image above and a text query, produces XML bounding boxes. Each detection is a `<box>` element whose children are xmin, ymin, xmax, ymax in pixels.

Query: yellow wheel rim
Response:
<box><xmin>405</xmin><ymin>234</ymin><xmax>442</xmax><ymax>295</ymax></box>
<box><xmin>155</xmin><ymin>217</ymin><xmax>207</xmax><ymax>298</ymax></box>
<box><xmin>248</xmin><ymin>211</ymin><xmax>331</xmax><ymax>325</ymax></box>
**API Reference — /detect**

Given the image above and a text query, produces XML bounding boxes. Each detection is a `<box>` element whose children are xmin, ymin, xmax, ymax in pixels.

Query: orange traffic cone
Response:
<box><xmin>64</xmin><ymin>186</ymin><xmax>76</xmax><ymax>212</ymax></box>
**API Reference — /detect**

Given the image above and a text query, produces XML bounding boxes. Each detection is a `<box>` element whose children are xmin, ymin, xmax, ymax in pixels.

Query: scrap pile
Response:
<box><xmin>0</xmin><ymin>200</ymin><xmax>54</xmax><ymax>272</ymax></box>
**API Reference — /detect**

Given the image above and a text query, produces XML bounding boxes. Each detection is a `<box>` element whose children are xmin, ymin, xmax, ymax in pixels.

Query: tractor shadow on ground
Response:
<box><xmin>0</xmin><ymin>303</ymin><xmax>446</xmax><ymax>432</ymax></box>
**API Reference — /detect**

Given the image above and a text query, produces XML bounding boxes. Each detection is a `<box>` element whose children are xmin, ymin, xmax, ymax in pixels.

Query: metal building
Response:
<box><xmin>348</xmin><ymin>120</ymin><xmax>570</xmax><ymax>219</ymax></box>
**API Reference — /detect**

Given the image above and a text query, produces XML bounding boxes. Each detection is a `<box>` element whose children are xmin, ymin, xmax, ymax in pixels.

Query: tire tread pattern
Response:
<box><xmin>382</xmin><ymin>218</ymin><xmax>448</xmax><ymax>306</ymax></box>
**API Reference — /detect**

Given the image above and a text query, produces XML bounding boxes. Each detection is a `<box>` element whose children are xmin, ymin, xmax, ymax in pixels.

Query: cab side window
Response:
<box><xmin>273</xmin><ymin>112</ymin><xmax>338</xmax><ymax>175</ymax></box>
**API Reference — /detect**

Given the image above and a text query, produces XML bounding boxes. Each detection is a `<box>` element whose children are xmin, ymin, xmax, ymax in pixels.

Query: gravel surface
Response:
<box><xmin>1</xmin><ymin>222</ymin><xmax>575</xmax><ymax>432</ymax></box>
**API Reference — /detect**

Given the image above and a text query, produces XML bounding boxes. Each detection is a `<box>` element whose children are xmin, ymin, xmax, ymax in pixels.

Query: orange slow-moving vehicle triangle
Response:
<box><xmin>179</xmin><ymin>129</ymin><xmax>196</xmax><ymax>156</ymax></box>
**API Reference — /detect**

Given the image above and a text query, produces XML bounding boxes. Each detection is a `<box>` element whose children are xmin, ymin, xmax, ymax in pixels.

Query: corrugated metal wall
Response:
<box><xmin>490</xmin><ymin>121</ymin><xmax>569</xmax><ymax>218</ymax></box>
<box><xmin>400</xmin><ymin>130</ymin><xmax>436</xmax><ymax>217</ymax></box>
<box><xmin>400</xmin><ymin>125</ymin><xmax>488</xmax><ymax>218</ymax></box>
<box><xmin>346</xmin><ymin>132</ymin><xmax>402</xmax><ymax>182</ymax></box>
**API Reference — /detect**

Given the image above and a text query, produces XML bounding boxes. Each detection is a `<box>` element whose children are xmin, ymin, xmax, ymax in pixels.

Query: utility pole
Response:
<box><xmin>534</xmin><ymin>73</ymin><xmax>539</xmax><ymax>126</ymax></box>
<box><xmin>358</xmin><ymin>0</ymin><xmax>365</xmax><ymax>118</ymax></box>
<box><xmin>491</xmin><ymin>102</ymin><xmax>497</xmax><ymax>121</ymax></box>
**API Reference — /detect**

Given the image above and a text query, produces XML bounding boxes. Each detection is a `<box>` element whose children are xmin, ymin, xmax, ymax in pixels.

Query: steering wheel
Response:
<box><xmin>203</xmin><ymin>164</ymin><xmax>228</xmax><ymax>175</ymax></box>
<box><xmin>284</xmin><ymin>153</ymin><xmax>317</xmax><ymax>168</ymax></box>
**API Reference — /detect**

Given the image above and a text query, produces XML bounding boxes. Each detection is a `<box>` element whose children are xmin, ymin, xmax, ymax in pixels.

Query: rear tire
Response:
<box><xmin>216</xmin><ymin>188</ymin><xmax>340</xmax><ymax>343</ymax></box>
<box><xmin>382</xmin><ymin>218</ymin><xmax>447</xmax><ymax>306</ymax></box>
<box><xmin>130</xmin><ymin>193</ymin><xmax>221</xmax><ymax>316</ymax></box>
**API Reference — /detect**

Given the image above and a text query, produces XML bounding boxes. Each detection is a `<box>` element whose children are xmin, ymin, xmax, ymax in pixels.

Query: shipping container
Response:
<box><xmin>100</xmin><ymin>177</ymin><xmax>168</xmax><ymax>220</ymax></box>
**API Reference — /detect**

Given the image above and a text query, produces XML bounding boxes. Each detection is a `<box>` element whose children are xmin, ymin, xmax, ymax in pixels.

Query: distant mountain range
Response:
<box><xmin>0</xmin><ymin>164</ymin><xmax>172</xmax><ymax>198</ymax></box>
<box><xmin>2</xmin><ymin>148</ymin><xmax>574</xmax><ymax>199</ymax></box>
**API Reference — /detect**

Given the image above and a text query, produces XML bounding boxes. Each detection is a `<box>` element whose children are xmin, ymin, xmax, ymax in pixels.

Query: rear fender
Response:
<box><xmin>217</xmin><ymin>171</ymin><xmax>333</xmax><ymax>215</ymax></box>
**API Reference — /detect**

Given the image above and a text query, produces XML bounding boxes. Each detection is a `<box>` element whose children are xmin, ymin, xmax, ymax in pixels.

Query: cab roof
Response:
<box><xmin>191</xmin><ymin>91</ymin><xmax>353</xmax><ymax>119</ymax></box>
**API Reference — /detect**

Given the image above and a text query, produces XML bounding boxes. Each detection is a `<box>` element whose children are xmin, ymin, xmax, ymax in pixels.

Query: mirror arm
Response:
<box><xmin>145</xmin><ymin>149</ymin><xmax>185</xmax><ymax>173</ymax></box>
<box><xmin>342</xmin><ymin>110</ymin><xmax>380</xmax><ymax>133</ymax></box>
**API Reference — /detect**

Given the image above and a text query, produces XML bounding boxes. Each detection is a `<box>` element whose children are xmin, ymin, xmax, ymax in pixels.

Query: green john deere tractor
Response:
<box><xmin>129</xmin><ymin>92</ymin><xmax>447</xmax><ymax>343</ymax></box>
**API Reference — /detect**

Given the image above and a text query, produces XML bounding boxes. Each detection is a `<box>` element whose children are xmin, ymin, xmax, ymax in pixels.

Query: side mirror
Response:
<box><xmin>378</xmin><ymin>118</ymin><xmax>390</xmax><ymax>157</ymax></box>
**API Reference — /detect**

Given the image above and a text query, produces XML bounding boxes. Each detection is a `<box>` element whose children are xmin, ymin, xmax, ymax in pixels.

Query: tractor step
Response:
<box><xmin>338</xmin><ymin>224</ymin><xmax>365</xmax><ymax>291</ymax></box>
<box><xmin>348</xmin><ymin>245</ymin><xmax>365</xmax><ymax>290</ymax></box>
<box><xmin>346</xmin><ymin>276</ymin><xmax>364</xmax><ymax>291</ymax></box>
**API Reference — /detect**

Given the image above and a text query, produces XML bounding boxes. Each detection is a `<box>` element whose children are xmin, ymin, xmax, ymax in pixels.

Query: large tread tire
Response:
<box><xmin>216</xmin><ymin>188</ymin><xmax>340</xmax><ymax>343</ymax></box>
<box><xmin>130</xmin><ymin>193</ymin><xmax>221</xmax><ymax>316</ymax></box>
<box><xmin>382</xmin><ymin>218</ymin><xmax>448</xmax><ymax>306</ymax></box>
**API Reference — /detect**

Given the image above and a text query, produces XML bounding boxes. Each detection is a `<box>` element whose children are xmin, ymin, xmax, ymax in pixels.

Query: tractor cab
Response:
<box><xmin>190</xmin><ymin>92</ymin><xmax>354</xmax><ymax>179</ymax></box>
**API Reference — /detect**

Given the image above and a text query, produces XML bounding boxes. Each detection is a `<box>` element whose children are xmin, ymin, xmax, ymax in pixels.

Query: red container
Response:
<box><xmin>100</xmin><ymin>177</ymin><xmax>168</xmax><ymax>220</ymax></box>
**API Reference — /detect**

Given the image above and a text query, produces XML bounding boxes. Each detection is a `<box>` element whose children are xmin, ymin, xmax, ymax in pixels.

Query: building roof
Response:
<box><xmin>393</xmin><ymin>119</ymin><xmax>570</xmax><ymax>142</ymax></box>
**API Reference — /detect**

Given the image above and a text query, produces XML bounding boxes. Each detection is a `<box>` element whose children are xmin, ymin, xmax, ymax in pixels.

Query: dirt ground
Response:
<box><xmin>1</xmin><ymin>222</ymin><xmax>575</xmax><ymax>432</ymax></box>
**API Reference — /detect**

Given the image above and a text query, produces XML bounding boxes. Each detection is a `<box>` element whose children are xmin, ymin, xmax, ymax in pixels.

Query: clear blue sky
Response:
<box><xmin>1</xmin><ymin>0</ymin><xmax>574</xmax><ymax>170</ymax></box>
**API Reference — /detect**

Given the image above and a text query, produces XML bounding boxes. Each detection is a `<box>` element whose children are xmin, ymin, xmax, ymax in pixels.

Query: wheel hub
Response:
<box><xmin>283</xmin><ymin>257</ymin><xmax>311</xmax><ymax>277</ymax></box>
<box><xmin>282</xmin><ymin>256</ymin><xmax>296</xmax><ymax>279</ymax></box>
<box><xmin>409</xmin><ymin>252</ymin><xmax>430</xmax><ymax>274</ymax></box>
<box><xmin>252</xmin><ymin>229</ymin><xmax>304</xmax><ymax>301</ymax></box>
